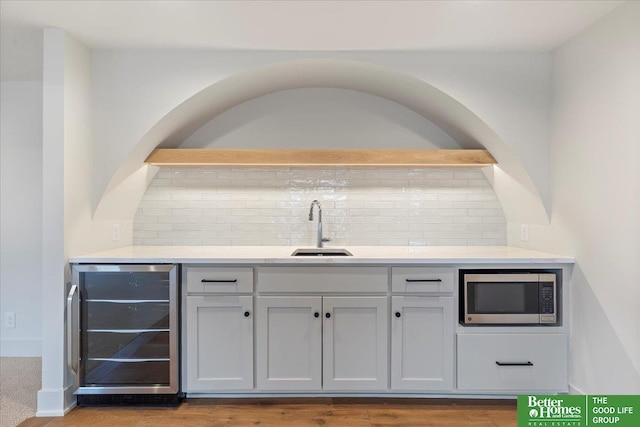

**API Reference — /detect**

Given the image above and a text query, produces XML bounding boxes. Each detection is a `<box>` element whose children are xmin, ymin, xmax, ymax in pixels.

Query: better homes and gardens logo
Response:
<box><xmin>520</xmin><ymin>395</ymin><xmax>584</xmax><ymax>426</ymax></box>
<box><xmin>518</xmin><ymin>395</ymin><xmax>640</xmax><ymax>427</ymax></box>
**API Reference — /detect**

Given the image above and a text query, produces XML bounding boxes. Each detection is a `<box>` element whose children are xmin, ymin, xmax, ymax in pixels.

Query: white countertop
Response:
<box><xmin>69</xmin><ymin>246</ymin><xmax>574</xmax><ymax>264</ymax></box>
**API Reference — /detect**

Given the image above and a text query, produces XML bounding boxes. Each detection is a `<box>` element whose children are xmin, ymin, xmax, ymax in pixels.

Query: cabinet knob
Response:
<box><xmin>244</xmin><ymin>311</ymin><xmax>250</xmax><ymax>317</ymax></box>
<box><xmin>325</xmin><ymin>312</ymin><xmax>331</xmax><ymax>319</ymax></box>
<box><xmin>395</xmin><ymin>312</ymin><xmax>401</xmax><ymax>318</ymax></box>
<box><xmin>314</xmin><ymin>312</ymin><xmax>320</xmax><ymax>318</ymax></box>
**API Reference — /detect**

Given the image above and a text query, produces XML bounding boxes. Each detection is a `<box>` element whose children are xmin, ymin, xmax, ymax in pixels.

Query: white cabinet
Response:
<box><xmin>184</xmin><ymin>265</ymin><xmax>255</xmax><ymax>392</ymax></box>
<box><xmin>390</xmin><ymin>266</ymin><xmax>455</xmax><ymax>392</ymax></box>
<box><xmin>256</xmin><ymin>296</ymin><xmax>388</xmax><ymax>391</ymax></box>
<box><xmin>185</xmin><ymin>296</ymin><xmax>253</xmax><ymax>391</ymax></box>
<box><xmin>256</xmin><ymin>296</ymin><xmax>322</xmax><ymax>390</ymax></box>
<box><xmin>391</xmin><ymin>296</ymin><xmax>454</xmax><ymax>391</ymax></box>
<box><xmin>457</xmin><ymin>333</ymin><xmax>568</xmax><ymax>392</ymax></box>
<box><xmin>323</xmin><ymin>297</ymin><xmax>388</xmax><ymax>391</ymax></box>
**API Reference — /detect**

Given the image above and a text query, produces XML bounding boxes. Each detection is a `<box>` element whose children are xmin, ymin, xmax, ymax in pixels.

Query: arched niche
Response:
<box><xmin>94</xmin><ymin>58</ymin><xmax>549</xmax><ymax>227</ymax></box>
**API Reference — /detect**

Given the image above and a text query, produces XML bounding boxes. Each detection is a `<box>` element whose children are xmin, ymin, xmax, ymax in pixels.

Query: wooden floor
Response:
<box><xmin>19</xmin><ymin>398</ymin><xmax>517</xmax><ymax>427</ymax></box>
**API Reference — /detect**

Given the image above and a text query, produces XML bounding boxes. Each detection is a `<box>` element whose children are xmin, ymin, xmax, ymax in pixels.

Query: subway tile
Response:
<box><xmin>142</xmin><ymin>208</ymin><xmax>172</xmax><ymax>216</ymax></box>
<box><xmin>157</xmin><ymin>215</ymin><xmax>188</xmax><ymax>224</ymax></box>
<box><xmin>142</xmin><ymin>193</ymin><xmax>172</xmax><ymax>201</ymax></box>
<box><xmin>172</xmin><ymin>178</ymin><xmax>203</xmax><ymax>186</ymax></box>
<box><xmin>171</xmin><ymin>223</ymin><xmax>207</xmax><ymax>231</ymax></box>
<box><xmin>438</xmin><ymin>209</ymin><xmax>468</xmax><ymax>217</ymax></box>
<box><xmin>198</xmin><ymin>194</ymin><xmax>228</xmax><ymax>202</ymax></box>
<box><xmin>348</xmin><ymin>238</ymin><xmax>380</xmax><ymax>245</ymax></box>
<box><xmin>466</xmin><ymin>223</ymin><xmax>498</xmax><ymax>232</ymax></box>
<box><xmin>482</xmin><ymin>216</ymin><xmax>507</xmax><ymax>224</ymax></box>
<box><xmin>468</xmin><ymin>208</ymin><xmax>500</xmax><ymax>217</ymax></box>
<box><xmin>378</xmin><ymin>238</ymin><xmax>410</xmax><ymax>245</ymax></box>
<box><xmin>170</xmin><ymin>238</ymin><xmax>204</xmax><ymax>245</ymax></box>
<box><xmin>141</xmin><ymin>238</ymin><xmax>172</xmax><ymax>245</ymax></box>
<box><xmin>172</xmin><ymin>208</ymin><xmax>202</xmax><ymax>216</ymax></box>
<box><xmin>133</xmin><ymin>167</ymin><xmax>507</xmax><ymax>246</ymax></box>
<box><xmin>149</xmin><ymin>178</ymin><xmax>172</xmax><ymax>187</ymax></box>
<box><xmin>138</xmin><ymin>200</ymin><xmax>176</xmax><ymax>209</ymax></box>
<box><xmin>468</xmin><ymin>193</ymin><xmax>498</xmax><ymax>201</ymax></box>
<box><xmin>437</xmin><ymin>193</ymin><xmax>468</xmax><ymax>201</ymax></box>
<box><xmin>482</xmin><ymin>201</ymin><xmax>503</xmax><ymax>209</ymax></box>
<box><xmin>467</xmin><ymin>179</ymin><xmax>491</xmax><ymax>187</ymax></box>
<box><xmin>437</xmin><ymin>179</ymin><xmax>469</xmax><ymax>187</ymax></box>
<box><xmin>432</xmin><ymin>238</ymin><xmax>469</xmax><ymax>245</ymax></box>
<box><xmin>137</xmin><ymin>230</ymin><xmax>159</xmax><ymax>238</ymax></box>
<box><xmin>136</xmin><ymin>215</ymin><xmax>159</xmax><ymax>224</ymax></box>
<box><xmin>423</xmin><ymin>171</ymin><xmax>455</xmax><ymax>180</ymax></box>
<box><xmin>143</xmin><ymin>223</ymin><xmax>173</xmax><ymax>231</ymax></box>
<box><xmin>200</xmin><ymin>239</ymin><xmax>233</xmax><ymax>245</ymax></box>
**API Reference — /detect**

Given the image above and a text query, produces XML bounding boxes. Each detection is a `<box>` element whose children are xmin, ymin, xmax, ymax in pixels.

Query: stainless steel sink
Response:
<box><xmin>291</xmin><ymin>248</ymin><xmax>353</xmax><ymax>257</ymax></box>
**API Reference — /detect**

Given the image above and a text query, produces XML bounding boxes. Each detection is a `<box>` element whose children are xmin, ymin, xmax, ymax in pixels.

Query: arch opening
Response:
<box><xmin>94</xmin><ymin>58</ymin><xmax>549</xmax><ymax>231</ymax></box>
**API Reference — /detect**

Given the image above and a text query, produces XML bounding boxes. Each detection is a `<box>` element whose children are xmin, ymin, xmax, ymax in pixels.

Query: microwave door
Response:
<box><xmin>465</xmin><ymin>274</ymin><xmax>540</xmax><ymax>324</ymax></box>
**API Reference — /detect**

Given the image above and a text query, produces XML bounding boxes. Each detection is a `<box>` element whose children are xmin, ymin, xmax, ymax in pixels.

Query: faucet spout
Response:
<box><xmin>308</xmin><ymin>200</ymin><xmax>330</xmax><ymax>248</ymax></box>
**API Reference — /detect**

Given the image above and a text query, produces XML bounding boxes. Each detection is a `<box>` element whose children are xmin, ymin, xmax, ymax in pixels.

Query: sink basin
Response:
<box><xmin>291</xmin><ymin>248</ymin><xmax>353</xmax><ymax>257</ymax></box>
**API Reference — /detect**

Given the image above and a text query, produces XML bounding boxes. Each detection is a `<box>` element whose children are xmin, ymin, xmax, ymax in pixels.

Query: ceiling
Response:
<box><xmin>0</xmin><ymin>0</ymin><xmax>623</xmax><ymax>80</ymax></box>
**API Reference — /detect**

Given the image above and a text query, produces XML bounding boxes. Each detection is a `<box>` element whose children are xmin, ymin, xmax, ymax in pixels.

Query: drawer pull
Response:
<box><xmin>405</xmin><ymin>278</ymin><xmax>442</xmax><ymax>283</ymax></box>
<box><xmin>495</xmin><ymin>361</ymin><xmax>534</xmax><ymax>367</ymax></box>
<box><xmin>201</xmin><ymin>279</ymin><xmax>238</xmax><ymax>283</ymax></box>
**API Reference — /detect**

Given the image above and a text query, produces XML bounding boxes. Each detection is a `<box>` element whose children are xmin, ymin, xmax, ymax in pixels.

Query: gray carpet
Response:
<box><xmin>0</xmin><ymin>357</ymin><xmax>41</xmax><ymax>427</ymax></box>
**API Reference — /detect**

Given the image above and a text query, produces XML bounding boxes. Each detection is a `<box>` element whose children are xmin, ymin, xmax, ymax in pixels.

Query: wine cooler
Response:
<box><xmin>69</xmin><ymin>264</ymin><xmax>180</xmax><ymax>404</ymax></box>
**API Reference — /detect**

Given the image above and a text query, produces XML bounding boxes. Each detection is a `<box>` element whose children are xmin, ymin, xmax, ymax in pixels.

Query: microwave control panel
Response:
<box><xmin>541</xmin><ymin>283</ymin><xmax>555</xmax><ymax>314</ymax></box>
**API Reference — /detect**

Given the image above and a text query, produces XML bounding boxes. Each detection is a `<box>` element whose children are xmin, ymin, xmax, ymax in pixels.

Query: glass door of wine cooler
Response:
<box><xmin>70</xmin><ymin>264</ymin><xmax>179</xmax><ymax>394</ymax></box>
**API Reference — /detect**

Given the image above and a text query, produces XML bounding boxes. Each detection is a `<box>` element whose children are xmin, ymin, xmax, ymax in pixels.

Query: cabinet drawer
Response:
<box><xmin>457</xmin><ymin>334</ymin><xmax>567</xmax><ymax>392</ymax></box>
<box><xmin>186</xmin><ymin>267</ymin><xmax>253</xmax><ymax>294</ymax></box>
<box><xmin>391</xmin><ymin>267</ymin><xmax>454</xmax><ymax>293</ymax></box>
<box><xmin>257</xmin><ymin>267</ymin><xmax>388</xmax><ymax>293</ymax></box>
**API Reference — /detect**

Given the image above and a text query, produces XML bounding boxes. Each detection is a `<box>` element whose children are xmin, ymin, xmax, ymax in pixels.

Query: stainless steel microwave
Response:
<box><xmin>461</xmin><ymin>270</ymin><xmax>559</xmax><ymax>325</ymax></box>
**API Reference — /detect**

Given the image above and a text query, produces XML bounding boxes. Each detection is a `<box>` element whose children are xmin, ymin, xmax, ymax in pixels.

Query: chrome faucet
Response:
<box><xmin>308</xmin><ymin>200</ymin><xmax>331</xmax><ymax>248</ymax></box>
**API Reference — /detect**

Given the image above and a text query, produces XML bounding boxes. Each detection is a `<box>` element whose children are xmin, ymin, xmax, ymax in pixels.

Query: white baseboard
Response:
<box><xmin>36</xmin><ymin>385</ymin><xmax>75</xmax><ymax>417</ymax></box>
<box><xmin>0</xmin><ymin>338</ymin><xmax>41</xmax><ymax>357</ymax></box>
<box><xmin>569</xmin><ymin>383</ymin><xmax>587</xmax><ymax>395</ymax></box>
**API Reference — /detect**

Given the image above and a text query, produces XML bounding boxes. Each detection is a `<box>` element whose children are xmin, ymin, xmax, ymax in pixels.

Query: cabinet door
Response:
<box><xmin>322</xmin><ymin>297</ymin><xmax>388</xmax><ymax>391</ymax></box>
<box><xmin>256</xmin><ymin>296</ymin><xmax>322</xmax><ymax>390</ymax></box>
<box><xmin>391</xmin><ymin>296</ymin><xmax>454</xmax><ymax>391</ymax></box>
<box><xmin>186</xmin><ymin>296</ymin><xmax>253</xmax><ymax>391</ymax></box>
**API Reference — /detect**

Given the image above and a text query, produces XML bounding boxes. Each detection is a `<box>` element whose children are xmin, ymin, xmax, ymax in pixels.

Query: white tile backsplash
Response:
<box><xmin>133</xmin><ymin>168</ymin><xmax>507</xmax><ymax>246</ymax></box>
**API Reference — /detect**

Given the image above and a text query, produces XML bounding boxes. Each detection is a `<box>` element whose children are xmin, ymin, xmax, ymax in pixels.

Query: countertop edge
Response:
<box><xmin>68</xmin><ymin>246</ymin><xmax>575</xmax><ymax>265</ymax></box>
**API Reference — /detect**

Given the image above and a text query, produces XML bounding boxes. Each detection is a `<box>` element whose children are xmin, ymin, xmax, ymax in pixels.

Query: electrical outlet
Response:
<box><xmin>520</xmin><ymin>224</ymin><xmax>529</xmax><ymax>242</ymax></box>
<box><xmin>5</xmin><ymin>312</ymin><xmax>16</xmax><ymax>328</ymax></box>
<box><xmin>112</xmin><ymin>223</ymin><xmax>121</xmax><ymax>241</ymax></box>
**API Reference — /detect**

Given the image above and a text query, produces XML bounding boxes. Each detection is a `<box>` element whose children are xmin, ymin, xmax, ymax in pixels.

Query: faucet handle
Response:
<box><xmin>322</xmin><ymin>237</ymin><xmax>332</xmax><ymax>243</ymax></box>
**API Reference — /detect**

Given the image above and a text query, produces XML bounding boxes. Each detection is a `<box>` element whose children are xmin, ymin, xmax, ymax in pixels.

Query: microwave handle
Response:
<box><xmin>495</xmin><ymin>361</ymin><xmax>533</xmax><ymax>367</ymax></box>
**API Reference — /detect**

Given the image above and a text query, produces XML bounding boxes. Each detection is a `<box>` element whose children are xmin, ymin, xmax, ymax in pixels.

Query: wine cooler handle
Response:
<box><xmin>67</xmin><ymin>284</ymin><xmax>79</xmax><ymax>375</ymax></box>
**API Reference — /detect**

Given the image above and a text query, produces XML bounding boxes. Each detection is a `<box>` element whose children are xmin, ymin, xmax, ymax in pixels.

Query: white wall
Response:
<box><xmin>92</xmin><ymin>51</ymin><xmax>552</xmax><ymax>230</ymax></box>
<box><xmin>0</xmin><ymin>81</ymin><xmax>43</xmax><ymax>356</ymax></box>
<box><xmin>183</xmin><ymin>88</ymin><xmax>460</xmax><ymax>150</ymax></box>
<box><xmin>531</xmin><ymin>1</ymin><xmax>640</xmax><ymax>392</ymax></box>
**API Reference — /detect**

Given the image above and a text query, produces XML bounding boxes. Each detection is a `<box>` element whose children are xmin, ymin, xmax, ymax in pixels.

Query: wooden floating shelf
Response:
<box><xmin>144</xmin><ymin>149</ymin><xmax>497</xmax><ymax>168</ymax></box>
